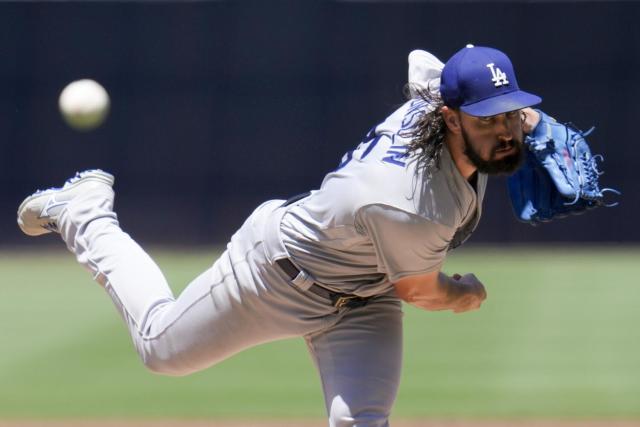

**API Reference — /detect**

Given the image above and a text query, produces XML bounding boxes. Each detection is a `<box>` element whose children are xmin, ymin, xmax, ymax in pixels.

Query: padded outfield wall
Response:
<box><xmin>0</xmin><ymin>1</ymin><xmax>636</xmax><ymax>245</ymax></box>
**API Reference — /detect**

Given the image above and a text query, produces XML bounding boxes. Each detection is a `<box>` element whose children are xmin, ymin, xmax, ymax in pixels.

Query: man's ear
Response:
<box><xmin>441</xmin><ymin>106</ymin><xmax>461</xmax><ymax>134</ymax></box>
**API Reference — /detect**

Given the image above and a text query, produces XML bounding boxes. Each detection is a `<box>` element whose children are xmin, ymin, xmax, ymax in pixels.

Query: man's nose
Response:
<box><xmin>495</xmin><ymin>114</ymin><xmax>514</xmax><ymax>141</ymax></box>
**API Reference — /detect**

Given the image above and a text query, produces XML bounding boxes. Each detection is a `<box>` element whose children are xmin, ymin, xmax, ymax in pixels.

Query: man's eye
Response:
<box><xmin>478</xmin><ymin>116</ymin><xmax>493</xmax><ymax>122</ymax></box>
<box><xmin>505</xmin><ymin>110</ymin><xmax>519</xmax><ymax>118</ymax></box>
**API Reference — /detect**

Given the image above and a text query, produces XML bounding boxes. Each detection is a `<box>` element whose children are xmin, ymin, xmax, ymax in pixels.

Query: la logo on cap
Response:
<box><xmin>440</xmin><ymin>45</ymin><xmax>542</xmax><ymax>116</ymax></box>
<box><xmin>486</xmin><ymin>63</ymin><xmax>509</xmax><ymax>87</ymax></box>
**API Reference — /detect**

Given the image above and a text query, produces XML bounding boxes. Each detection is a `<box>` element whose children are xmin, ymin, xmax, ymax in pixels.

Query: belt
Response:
<box><xmin>275</xmin><ymin>258</ymin><xmax>370</xmax><ymax>309</ymax></box>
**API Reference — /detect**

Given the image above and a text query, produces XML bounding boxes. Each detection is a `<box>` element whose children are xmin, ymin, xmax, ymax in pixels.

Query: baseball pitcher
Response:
<box><xmin>17</xmin><ymin>45</ymin><xmax>616</xmax><ymax>427</ymax></box>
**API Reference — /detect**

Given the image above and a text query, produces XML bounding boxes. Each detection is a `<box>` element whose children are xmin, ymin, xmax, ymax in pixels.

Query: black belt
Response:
<box><xmin>275</xmin><ymin>258</ymin><xmax>370</xmax><ymax>309</ymax></box>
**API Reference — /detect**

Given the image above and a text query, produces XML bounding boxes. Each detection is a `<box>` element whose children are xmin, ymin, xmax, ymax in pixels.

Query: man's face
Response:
<box><xmin>459</xmin><ymin>110</ymin><xmax>525</xmax><ymax>175</ymax></box>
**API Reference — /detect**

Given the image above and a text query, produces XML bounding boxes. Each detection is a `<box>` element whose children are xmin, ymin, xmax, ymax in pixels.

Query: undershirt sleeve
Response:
<box><xmin>355</xmin><ymin>203</ymin><xmax>455</xmax><ymax>283</ymax></box>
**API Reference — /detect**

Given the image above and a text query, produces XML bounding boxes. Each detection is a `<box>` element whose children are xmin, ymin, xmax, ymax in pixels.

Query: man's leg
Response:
<box><xmin>18</xmin><ymin>171</ymin><xmax>337</xmax><ymax>376</ymax></box>
<box><xmin>305</xmin><ymin>295</ymin><xmax>403</xmax><ymax>427</ymax></box>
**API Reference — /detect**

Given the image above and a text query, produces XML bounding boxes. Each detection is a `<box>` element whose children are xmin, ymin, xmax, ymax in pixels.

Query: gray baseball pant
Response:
<box><xmin>57</xmin><ymin>191</ymin><xmax>403</xmax><ymax>427</ymax></box>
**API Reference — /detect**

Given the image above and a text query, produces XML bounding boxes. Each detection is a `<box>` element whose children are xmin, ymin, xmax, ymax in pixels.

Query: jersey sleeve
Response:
<box><xmin>355</xmin><ymin>204</ymin><xmax>455</xmax><ymax>283</ymax></box>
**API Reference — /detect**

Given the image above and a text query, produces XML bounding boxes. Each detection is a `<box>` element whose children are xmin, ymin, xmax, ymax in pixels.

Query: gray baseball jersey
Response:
<box><xmin>22</xmin><ymin>48</ymin><xmax>510</xmax><ymax>427</ymax></box>
<box><xmin>279</xmin><ymin>98</ymin><xmax>487</xmax><ymax>297</ymax></box>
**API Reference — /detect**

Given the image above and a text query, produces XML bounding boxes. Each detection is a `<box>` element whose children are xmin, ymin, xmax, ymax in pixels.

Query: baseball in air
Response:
<box><xmin>58</xmin><ymin>79</ymin><xmax>110</xmax><ymax>131</ymax></box>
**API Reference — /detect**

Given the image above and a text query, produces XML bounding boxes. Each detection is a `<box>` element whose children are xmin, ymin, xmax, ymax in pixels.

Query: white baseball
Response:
<box><xmin>59</xmin><ymin>79</ymin><xmax>110</xmax><ymax>131</ymax></box>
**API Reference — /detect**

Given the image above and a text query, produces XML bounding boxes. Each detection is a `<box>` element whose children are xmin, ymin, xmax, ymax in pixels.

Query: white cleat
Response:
<box><xmin>17</xmin><ymin>169</ymin><xmax>115</xmax><ymax>236</ymax></box>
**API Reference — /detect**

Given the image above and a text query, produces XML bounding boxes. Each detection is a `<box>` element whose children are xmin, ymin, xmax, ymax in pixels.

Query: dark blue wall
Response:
<box><xmin>1</xmin><ymin>1</ymin><xmax>637</xmax><ymax>245</ymax></box>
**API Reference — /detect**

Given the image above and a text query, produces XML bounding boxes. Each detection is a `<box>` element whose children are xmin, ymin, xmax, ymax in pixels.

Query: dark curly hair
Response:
<box><xmin>401</xmin><ymin>84</ymin><xmax>447</xmax><ymax>176</ymax></box>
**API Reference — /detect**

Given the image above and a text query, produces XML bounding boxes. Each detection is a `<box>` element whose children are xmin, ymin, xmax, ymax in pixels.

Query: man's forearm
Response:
<box><xmin>394</xmin><ymin>269</ymin><xmax>487</xmax><ymax>313</ymax></box>
<box><xmin>401</xmin><ymin>272</ymin><xmax>485</xmax><ymax>313</ymax></box>
<box><xmin>403</xmin><ymin>273</ymin><xmax>463</xmax><ymax>311</ymax></box>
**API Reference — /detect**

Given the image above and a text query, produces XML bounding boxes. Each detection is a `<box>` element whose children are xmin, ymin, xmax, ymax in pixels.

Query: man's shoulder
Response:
<box><xmin>342</xmin><ymin>159</ymin><xmax>467</xmax><ymax>228</ymax></box>
<box><xmin>374</xmin><ymin>98</ymin><xmax>434</xmax><ymax>138</ymax></box>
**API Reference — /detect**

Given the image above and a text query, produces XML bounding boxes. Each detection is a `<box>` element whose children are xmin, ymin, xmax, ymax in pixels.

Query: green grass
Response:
<box><xmin>0</xmin><ymin>246</ymin><xmax>639</xmax><ymax>419</ymax></box>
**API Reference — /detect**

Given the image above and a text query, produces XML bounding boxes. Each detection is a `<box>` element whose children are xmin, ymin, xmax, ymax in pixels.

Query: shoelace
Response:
<box><xmin>43</xmin><ymin>222</ymin><xmax>59</xmax><ymax>232</ymax></box>
<box><xmin>32</xmin><ymin>171</ymin><xmax>84</xmax><ymax>195</ymax></box>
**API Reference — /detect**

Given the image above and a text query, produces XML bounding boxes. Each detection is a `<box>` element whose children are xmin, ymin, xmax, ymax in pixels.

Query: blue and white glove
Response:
<box><xmin>508</xmin><ymin>110</ymin><xmax>620</xmax><ymax>224</ymax></box>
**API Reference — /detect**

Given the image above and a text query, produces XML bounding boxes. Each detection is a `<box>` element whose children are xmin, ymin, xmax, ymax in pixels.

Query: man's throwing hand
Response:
<box><xmin>450</xmin><ymin>273</ymin><xmax>487</xmax><ymax>313</ymax></box>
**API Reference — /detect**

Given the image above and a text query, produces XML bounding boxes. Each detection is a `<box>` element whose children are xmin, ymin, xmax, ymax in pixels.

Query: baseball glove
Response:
<box><xmin>508</xmin><ymin>110</ymin><xmax>620</xmax><ymax>224</ymax></box>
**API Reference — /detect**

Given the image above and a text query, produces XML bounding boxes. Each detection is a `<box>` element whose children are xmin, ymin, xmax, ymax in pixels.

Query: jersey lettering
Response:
<box><xmin>336</xmin><ymin>100</ymin><xmax>427</xmax><ymax>171</ymax></box>
<box><xmin>336</xmin><ymin>150</ymin><xmax>354</xmax><ymax>170</ymax></box>
<box><xmin>335</xmin><ymin>133</ymin><xmax>385</xmax><ymax>171</ymax></box>
<box><xmin>382</xmin><ymin>145</ymin><xmax>408</xmax><ymax>167</ymax></box>
<box><xmin>400</xmin><ymin>99</ymin><xmax>429</xmax><ymax>131</ymax></box>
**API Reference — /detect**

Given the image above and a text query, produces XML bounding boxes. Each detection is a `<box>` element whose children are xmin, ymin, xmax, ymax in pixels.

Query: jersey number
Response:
<box><xmin>335</xmin><ymin>128</ymin><xmax>392</xmax><ymax>171</ymax></box>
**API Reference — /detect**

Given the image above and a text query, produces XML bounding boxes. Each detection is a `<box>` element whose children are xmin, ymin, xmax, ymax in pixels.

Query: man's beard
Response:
<box><xmin>461</xmin><ymin>126</ymin><xmax>524</xmax><ymax>175</ymax></box>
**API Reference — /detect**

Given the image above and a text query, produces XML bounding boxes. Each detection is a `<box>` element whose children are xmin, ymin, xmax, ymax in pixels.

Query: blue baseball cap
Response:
<box><xmin>440</xmin><ymin>45</ymin><xmax>541</xmax><ymax>117</ymax></box>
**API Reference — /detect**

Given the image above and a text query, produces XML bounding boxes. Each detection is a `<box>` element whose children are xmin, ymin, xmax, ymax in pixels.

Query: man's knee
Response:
<box><xmin>329</xmin><ymin>396</ymin><xmax>390</xmax><ymax>427</ymax></box>
<box><xmin>138</xmin><ymin>350</ymin><xmax>197</xmax><ymax>377</ymax></box>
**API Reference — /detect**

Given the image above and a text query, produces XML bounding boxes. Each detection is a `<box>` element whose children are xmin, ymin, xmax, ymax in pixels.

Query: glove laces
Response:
<box><xmin>566</xmin><ymin>124</ymin><xmax>620</xmax><ymax>207</ymax></box>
